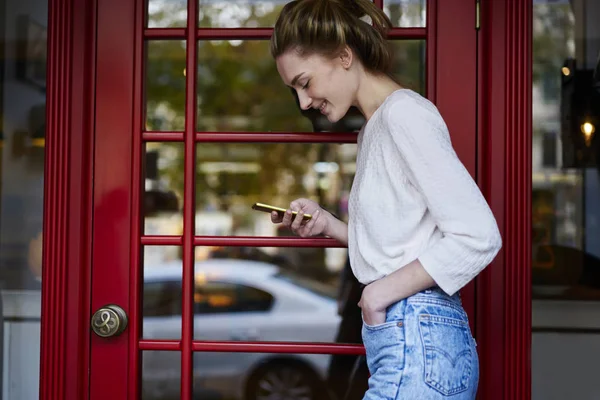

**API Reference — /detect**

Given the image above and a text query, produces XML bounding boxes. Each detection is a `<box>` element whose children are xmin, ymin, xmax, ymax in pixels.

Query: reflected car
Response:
<box><xmin>141</xmin><ymin>259</ymin><xmax>341</xmax><ymax>400</ymax></box>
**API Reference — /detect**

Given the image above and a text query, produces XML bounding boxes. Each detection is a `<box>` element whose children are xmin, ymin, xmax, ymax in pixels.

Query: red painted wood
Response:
<box><xmin>181</xmin><ymin>0</ymin><xmax>199</xmax><ymax>397</ymax></box>
<box><xmin>141</xmin><ymin>236</ymin><xmax>344</xmax><ymax>247</ymax></box>
<box><xmin>426</xmin><ymin>0</ymin><xmax>437</xmax><ymax>102</ymax></box>
<box><xmin>191</xmin><ymin>341</ymin><xmax>365</xmax><ymax>355</ymax></box>
<box><xmin>137</xmin><ymin>340</ymin><xmax>365</xmax><ymax>355</ymax></box>
<box><xmin>89</xmin><ymin>0</ymin><xmax>135</xmax><ymax>399</ymax></box>
<box><xmin>476</xmin><ymin>1</ymin><xmax>532</xmax><ymax>399</ymax></box>
<box><xmin>431</xmin><ymin>0</ymin><xmax>478</xmax><ymax>329</ymax></box>
<box><xmin>41</xmin><ymin>0</ymin><xmax>72</xmax><ymax>398</ymax></box>
<box><xmin>143</xmin><ymin>27</ymin><xmax>426</xmax><ymax>40</ymax></box>
<box><xmin>65</xmin><ymin>0</ymin><xmax>96</xmax><ymax>398</ymax></box>
<box><xmin>41</xmin><ymin>0</ymin><xmax>97</xmax><ymax>398</ymax></box>
<box><xmin>128</xmin><ymin>0</ymin><xmax>145</xmax><ymax>397</ymax></box>
<box><xmin>142</xmin><ymin>131</ymin><xmax>359</xmax><ymax>143</ymax></box>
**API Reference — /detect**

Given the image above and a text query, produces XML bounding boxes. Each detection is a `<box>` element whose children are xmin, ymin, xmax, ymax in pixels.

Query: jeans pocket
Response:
<box><xmin>362</xmin><ymin>321</ymin><xmax>405</xmax><ymax>399</ymax></box>
<box><xmin>418</xmin><ymin>314</ymin><xmax>473</xmax><ymax>396</ymax></box>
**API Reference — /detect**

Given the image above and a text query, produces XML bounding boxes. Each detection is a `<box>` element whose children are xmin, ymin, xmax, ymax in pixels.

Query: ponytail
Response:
<box><xmin>270</xmin><ymin>0</ymin><xmax>393</xmax><ymax>74</ymax></box>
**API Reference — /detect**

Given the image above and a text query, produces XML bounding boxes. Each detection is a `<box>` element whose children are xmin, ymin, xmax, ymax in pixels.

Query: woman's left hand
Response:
<box><xmin>358</xmin><ymin>282</ymin><xmax>388</xmax><ymax>326</ymax></box>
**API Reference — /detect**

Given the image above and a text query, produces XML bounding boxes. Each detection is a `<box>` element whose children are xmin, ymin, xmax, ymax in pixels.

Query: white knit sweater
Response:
<box><xmin>348</xmin><ymin>89</ymin><xmax>502</xmax><ymax>296</ymax></box>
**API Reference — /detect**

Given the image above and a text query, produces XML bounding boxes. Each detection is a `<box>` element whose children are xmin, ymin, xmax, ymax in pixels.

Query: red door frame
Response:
<box><xmin>475</xmin><ymin>1</ymin><xmax>532</xmax><ymax>399</ymax></box>
<box><xmin>38</xmin><ymin>0</ymin><xmax>532</xmax><ymax>399</ymax></box>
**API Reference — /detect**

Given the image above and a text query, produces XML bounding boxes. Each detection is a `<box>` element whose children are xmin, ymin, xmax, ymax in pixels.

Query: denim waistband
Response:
<box><xmin>410</xmin><ymin>286</ymin><xmax>462</xmax><ymax>306</ymax></box>
<box><xmin>381</xmin><ymin>286</ymin><xmax>463</xmax><ymax>320</ymax></box>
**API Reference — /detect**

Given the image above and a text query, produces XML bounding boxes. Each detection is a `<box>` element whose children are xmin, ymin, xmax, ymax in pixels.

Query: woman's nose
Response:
<box><xmin>298</xmin><ymin>91</ymin><xmax>312</xmax><ymax>110</ymax></box>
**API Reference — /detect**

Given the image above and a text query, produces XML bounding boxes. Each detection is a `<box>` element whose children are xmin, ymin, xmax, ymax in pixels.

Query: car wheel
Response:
<box><xmin>245</xmin><ymin>361</ymin><xmax>324</xmax><ymax>400</ymax></box>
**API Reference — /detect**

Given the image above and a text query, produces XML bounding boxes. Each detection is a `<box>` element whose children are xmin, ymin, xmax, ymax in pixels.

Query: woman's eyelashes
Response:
<box><xmin>302</xmin><ymin>80</ymin><xmax>311</xmax><ymax>90</ymax></box>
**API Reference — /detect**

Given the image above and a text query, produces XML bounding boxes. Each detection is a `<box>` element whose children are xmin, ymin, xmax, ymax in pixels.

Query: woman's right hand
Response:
<box><xmin>271</xmin><ymin>198</ymin><xmax>330</xmax><ymax>238</ymax></box>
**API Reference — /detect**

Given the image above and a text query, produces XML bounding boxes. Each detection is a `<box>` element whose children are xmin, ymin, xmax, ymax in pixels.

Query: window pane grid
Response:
<box><xmin>139</xmin><ymin>2</ymin><xmax>434</xmax><ymax>399</ymax></box>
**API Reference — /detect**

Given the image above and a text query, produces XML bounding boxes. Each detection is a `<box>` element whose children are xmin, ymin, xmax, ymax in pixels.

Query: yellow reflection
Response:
<box><xmin>561</xmin><ymin>66</ymin><xmax>571</xmax><ymax>76</ymax></box>
<box><xmin>31</xmin><ymin>138</ymin><xmax>45</xmax><ymax>147</ymax></box>
<box><xmin>581</xmin><ymin>122</ymin><xmax>596</xmax><ymax>147</ymax></box>
<box><xmin>208</xmin><ymin>295</ymin><xmax>233</xmax><ymax>308</ymax></box>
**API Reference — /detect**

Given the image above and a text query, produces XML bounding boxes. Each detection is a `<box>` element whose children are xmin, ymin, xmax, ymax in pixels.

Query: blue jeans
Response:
<box><xmin>361</xmin><ymin>288</ymin><xmax>479</xmax><ymax>399</ymax></box>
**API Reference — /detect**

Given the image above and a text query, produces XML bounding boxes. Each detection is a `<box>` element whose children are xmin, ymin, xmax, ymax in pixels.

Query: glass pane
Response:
<box><xmin>199</xmin><ymin>0</ymin><xmax>286</xmax><ymax>28</ymax></box>
<box><xmin>0</xmin><ymin>3</ymin><xmax>47</xmax><ymax>398</ymax></box>
<box><xmin>198</xmin><ymin>0</ymin><xmax>426</xmax><ymax>28</ymax></box>
<box><xmin>391</xmin><ymin>40</ymin><xmax>426</xmax><ymax>95</ymax></box>
<box><xmin>142</xmin><ymin>246</ymin><xmax>182</xmax><ymax>339</ymax></box>
<box><xmin>146</xmin><ymin>40</ymin><xmax>186</xmax><ymax>132</ymax></box>
<box><xmin>196</xmin><ymin>39</ymin><xmax>424</xmax><ymax>132</ymax></box>
<box><xmin>144</xmin><ymin>143</ymin><xmax>183</xmax><ymax>235</ymax></box>
<box><xmin>142</xmin><ymin>351</ymin><xmax>181</xmax><ymax>399</ymax></box>
<box><xmin>196</xmin><ymin>40</ymin><xmax>313</xmax><ymax>132</ymax></box>
<box><xmin>532</xmin><ymin>1</ymin><xmax>600</xmax><ymax>399</ymax></box>
<box><xmin>191</xmin><ymin>246</ymin><xmax>358</xmax><ymax>344</ymax></box>
<box><xmin>384</xmin><ymin>0</ymin><xmax>426</xmax><ymax>27</ymax></box>
<box><xmin>191</xmin><ymin>143</ymin><xmax>356</xmax><ymax>236</ymax></box>
<box><xmin>147</xmin><ymin>0</ymin><xmax>187</xmax><ymax>28</ymax></box>
<box><xmin>193</xmin><ymin>352</ymin><xmax>367</xmax><ymax>400</ymax></box>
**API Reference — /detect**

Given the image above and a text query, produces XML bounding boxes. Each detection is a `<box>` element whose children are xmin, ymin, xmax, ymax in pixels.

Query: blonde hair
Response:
<box><xmin>270</xmin><ymin>0</ymin><xmax>393</xmax><ymax>74</ymax></box>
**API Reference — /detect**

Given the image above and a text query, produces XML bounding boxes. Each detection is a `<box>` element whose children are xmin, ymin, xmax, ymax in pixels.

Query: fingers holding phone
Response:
<box><xmin>253</xmin><ymin>199</ymin><xmax>328</xmax><ymax>238</ymax></box>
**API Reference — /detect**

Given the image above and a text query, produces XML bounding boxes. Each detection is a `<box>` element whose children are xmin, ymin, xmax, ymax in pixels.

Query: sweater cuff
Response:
<box><xmin>417</xmin><ymin>253</ymin><xmax>463</xmax><ymax>297</ymax></box>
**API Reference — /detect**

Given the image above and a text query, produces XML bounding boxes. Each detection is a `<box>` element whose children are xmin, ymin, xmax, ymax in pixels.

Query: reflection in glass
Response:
<box><xmin>530</xmin><ymin>1</ymin><xmax>600</xmax><ymax>300</ymax></box>
<box><xmin>142</xmin><ymin>246</ymin><xmax>182</xmax><ymax>339</ymax></box>
<box><xmin>197</xmin><ymin>0</ymin><xmax>426</xmax><ymax>28</ymax></box>
<box><xmin>143</xmin><ymin>143</ymin><xmax>183</xmax><ymax>235</ymax></box>
<box><xmin>140</xmin><ymin>244</ymin><xmax>359</xmax><ymax>344</ymax></box>
<box><xmin>142</xmin><ymin>351</ymin><xmax>181</xmax><ymax>400</ymax></box>
<box><xmin>191</xmin><ymin>253</ymin><xmax>345</xmax><ymax>344</ymax></box>
<box><xmin>391</xmin><ymin>40</ymin><xmax>426</xmax><ymax>95</ymax></box>
<box><xmin>196</xmin><ymin>39</ymin><xmax>424</xmax><ymax>132</ymax></box>
<box><xmin>192</xmin><ymin>143</ymin><xmax>356</xmax><ymax>236</ymax></box>
<box><xmin>196</xmin><ymin>40</ymin><xmax>313</xmax><ymax>132</ymax></box>
<box><xmin>532</xmin><ymin>4</ymin><xmax>600</xmax><ymax>399</ymax></box>
<box><xmin>199</xmin><ymin>0</ymin><xmax>286</xmax><ymax>28</ymax></box>
<box><xmin>0</xmin><ymin>2</ymin><xmax>47</xmax><ymax>399</ymax></box>
<box><xmin>192</xmin><ymin>352</ymin><xmax>362</xmax><ymax>400</ymax></box>
<box><xmin>145</xmin><ymin>40</ymin><xmax>187</xmax><ymax>132</ymax></box>
<box><xmin>147</xmin><ymin>0</ymin><xmax>187</xmax><ymax>28</ymax></box>
<box><xmin>384</xmin><ymin>0</ymin><xmax>426</xmax><ymax>27</ymax></box>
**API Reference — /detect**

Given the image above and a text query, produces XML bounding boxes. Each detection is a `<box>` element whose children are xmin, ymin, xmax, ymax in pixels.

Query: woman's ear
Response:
<box><xmin>339</xmin><ymin>46</ymin><xmax>354</xmax><ymax>69</ymax></box>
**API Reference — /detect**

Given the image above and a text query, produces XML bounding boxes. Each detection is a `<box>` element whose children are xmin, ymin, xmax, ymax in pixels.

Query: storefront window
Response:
<box><xmin>532</xmin><ymin>0</ymin><xmax>600</xmax><ymax>398</ymax></box>
<box><xmin>0</xmin><ymin>0</ymin><xmax>46</xmax><ymax>398</ymax></box>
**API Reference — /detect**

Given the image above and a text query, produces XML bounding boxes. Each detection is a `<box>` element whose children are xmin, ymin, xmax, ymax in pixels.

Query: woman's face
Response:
<box><xmin>276</xmin><ymin>48</ymin><xmax>358</xmax><ymax>123</ymax></box>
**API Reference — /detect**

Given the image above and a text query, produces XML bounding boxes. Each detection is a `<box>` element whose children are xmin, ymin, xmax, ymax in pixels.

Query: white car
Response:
<box><xmin>142</xmin><ymin>258</ymin><xmax>342</xmax><ymax>400</ymax></box>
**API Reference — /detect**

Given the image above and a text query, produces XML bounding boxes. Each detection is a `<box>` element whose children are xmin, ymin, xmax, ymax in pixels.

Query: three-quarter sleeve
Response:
<box><xmin>385</xmin><ymin>101</ymin><xmax>502</xmax><ymax>295</ymax></box>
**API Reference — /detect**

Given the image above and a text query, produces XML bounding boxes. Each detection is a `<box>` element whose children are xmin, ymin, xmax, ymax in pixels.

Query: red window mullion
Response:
<box><xmin>140</xmin><ymin>236</ymin><xmax>344</xmax><ymax>248</ymax></box>
<box><xmin>144</xmin><ymin>27</ymin><xmax>426</xmax><ymax>41</ymax></box>
<box><xmin>142</xmin><ymin>131</ymin><xmax>358</xmax><ymax>143</ymax></box>
<box><xmin>181</xmin><ymin>0</ymin><xmax>199</xmax><ymax>398</ymax></box>
<box><xmin>426</xmin><ymin>0</ymin><xmax>437</xmax><ymax>102</ymax></box>
<box><xmin>128</xmin><ymin>0</ymin><xmax>146</xmax><ymax>398</ymax></box>
<box><xmin>136</xmin><ymin>339</ymin><xmax>364</xmax><ymax>355</ymax></box>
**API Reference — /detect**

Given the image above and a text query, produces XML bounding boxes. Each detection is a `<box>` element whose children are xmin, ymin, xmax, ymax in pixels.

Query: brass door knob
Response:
<box><xmin>91</xmin><ymin>305</ymin><xmax>128</xmax><ymax>338</ymax></box>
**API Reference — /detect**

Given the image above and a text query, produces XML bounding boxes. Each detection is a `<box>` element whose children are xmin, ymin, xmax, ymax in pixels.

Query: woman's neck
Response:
<box><xmin>354</xmin><ymin>73</ymin><xmax>403</xmax><ymax>120</ymax></box>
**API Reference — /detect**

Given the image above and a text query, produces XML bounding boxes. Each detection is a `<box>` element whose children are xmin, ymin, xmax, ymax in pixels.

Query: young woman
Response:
<box><xmin>269</xmin><ymin>0</ymin><xmax>502</xmax><ymax>398</ymax></box>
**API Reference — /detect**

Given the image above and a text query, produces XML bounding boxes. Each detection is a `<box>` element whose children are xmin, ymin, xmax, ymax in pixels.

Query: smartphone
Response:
<box><xmin>252</xmin><ymin>202</ymin><xmax>312</xmax><ymax>221</ymax></box>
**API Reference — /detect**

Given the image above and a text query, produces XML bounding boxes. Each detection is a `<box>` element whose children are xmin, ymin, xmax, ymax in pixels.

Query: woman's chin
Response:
<box><xmin>326</xmin><ymin>113</ymin><xmax>340</xmax><ymax>123</ymax></box>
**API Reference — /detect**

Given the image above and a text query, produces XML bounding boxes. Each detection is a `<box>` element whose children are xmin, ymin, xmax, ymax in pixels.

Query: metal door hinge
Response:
<box><xmin>476</xmin><ymin>0</ymin><xmax>481</xmax><ymax>30</ymax></box>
